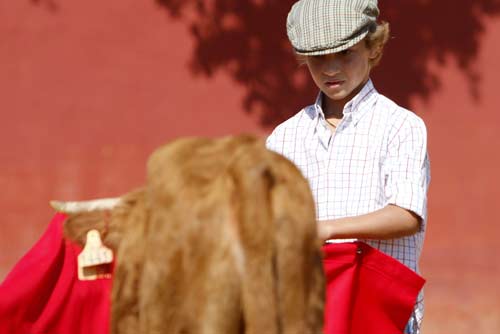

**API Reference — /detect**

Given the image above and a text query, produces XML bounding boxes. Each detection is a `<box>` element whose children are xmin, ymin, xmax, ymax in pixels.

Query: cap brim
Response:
<box><xmin>294</xmin><ymin>30</ymin><xmax>369</xmax><ymax>56</ymax></box>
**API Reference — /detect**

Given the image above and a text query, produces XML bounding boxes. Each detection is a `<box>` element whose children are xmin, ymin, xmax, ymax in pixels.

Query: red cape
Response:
<box><xmin>1</xmin><ymin>215</ymin><xmax>424</xmax><ymax>334</ymax></box>
<box><xmin>322</xmin><ymin>242</ymin><xmax>425</xmax><ymax>334</ymax></box>
<box><xmin>0</xmin><ymin>213</ymin><xmax>111</xmax><ymax>334</ymax></box>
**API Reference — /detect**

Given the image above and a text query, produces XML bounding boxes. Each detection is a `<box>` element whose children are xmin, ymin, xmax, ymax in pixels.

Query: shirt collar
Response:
<box><xmin>310</xmin><ymin>79</ymin><xmax>378</xmax><ymax>126</ymax></box>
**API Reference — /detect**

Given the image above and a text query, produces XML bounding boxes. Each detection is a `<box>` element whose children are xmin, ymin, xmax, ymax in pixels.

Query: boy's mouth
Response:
<box><xmin>325</xmin><ymin>79</ymin><xmax>345</xmax><ymax>87</ymax></box>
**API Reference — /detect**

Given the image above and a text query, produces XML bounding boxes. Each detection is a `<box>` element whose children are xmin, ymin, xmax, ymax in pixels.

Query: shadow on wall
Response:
<box><xmin>375</xmin><ymin>0</ymin><xmax>500</xmax><ymax>107</ymax></box>
<box><xmin>155</xmin><ymin>0</ymin><xmax>317</xmax><ymax>126</ymax></box>
<box><xmin>31</xmin><ymin>0</ymin><xmax>59</xmax><ymax>12</ymax></box>
<box><xmin>30</xmin><ymin>0</ymin><xmax>500</xmax><ymax>125</ymax></box>
<box><xmin>154</xmin><ymin>0</ymin><xmax>500</xmax><ymax>126</ymax></box>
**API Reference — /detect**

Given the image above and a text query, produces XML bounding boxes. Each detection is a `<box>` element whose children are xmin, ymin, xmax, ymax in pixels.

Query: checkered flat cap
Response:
<box><xmin>287</xmin><ymin>0</ymin><xmax>379</xmax><ymax>56</ymax></box>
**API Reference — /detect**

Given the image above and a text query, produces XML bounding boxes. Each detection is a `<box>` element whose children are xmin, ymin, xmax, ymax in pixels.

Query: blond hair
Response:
<box><xmin>365</xmin><ymin>21</ymin><xmax>391</xmax><ymax>67</ymax></box>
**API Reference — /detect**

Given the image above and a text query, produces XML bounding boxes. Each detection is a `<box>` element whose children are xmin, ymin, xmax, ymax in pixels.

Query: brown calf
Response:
<box><xmin>63</xmin><ymin>135</ymin><xmax>324</xmax><ymax>334</ymax></box>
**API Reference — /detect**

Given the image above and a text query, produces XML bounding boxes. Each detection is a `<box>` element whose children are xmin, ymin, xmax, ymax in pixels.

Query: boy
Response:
<box><xmin>266</xmin><ymin>1</ymin><xmax>430</xmax><ymax>333</ymax></box>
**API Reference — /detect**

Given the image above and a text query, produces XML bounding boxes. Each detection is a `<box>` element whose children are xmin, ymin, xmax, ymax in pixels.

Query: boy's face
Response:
<box><xmin>306</xmin><ymin>41</ymin><xmax>378</xmax><ymax>108</ymax></box>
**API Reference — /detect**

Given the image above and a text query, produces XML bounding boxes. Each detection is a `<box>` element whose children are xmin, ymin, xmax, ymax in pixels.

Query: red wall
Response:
<box><xmin>1</xmin><ymin>1</ymin><xmax>500</xmax><ymax>332</ymax></box>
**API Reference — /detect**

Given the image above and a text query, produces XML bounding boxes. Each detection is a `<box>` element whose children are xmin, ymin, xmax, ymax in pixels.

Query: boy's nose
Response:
<box><xmin>322</xmin><ymin>57</ymin><xmax>341</xmax><ymax>76</ymax></box>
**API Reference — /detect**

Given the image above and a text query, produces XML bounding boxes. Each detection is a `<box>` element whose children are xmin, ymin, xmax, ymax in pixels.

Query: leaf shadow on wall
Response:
<box><xmin>30</xmin><ymin>0</ymin><xmax>59</xmax><ymax>12</ymax></box>
<box><xmin>161</xmin><ymin>0</ymin><xmax>500</xmax><ymax>126</ymax></box>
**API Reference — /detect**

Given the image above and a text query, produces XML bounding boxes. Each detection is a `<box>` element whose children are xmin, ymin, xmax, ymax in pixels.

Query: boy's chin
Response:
<box><xmin>322</xmin><ymin>90</ymin><xmax>352</xmax><ymax>102</ymax></box>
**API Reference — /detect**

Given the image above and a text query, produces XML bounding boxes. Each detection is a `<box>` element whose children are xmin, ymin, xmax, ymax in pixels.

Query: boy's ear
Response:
<box><xmin>368</xmin><ymin>45</ymin><xmax>381</xmax><ymax>61</ymax></box>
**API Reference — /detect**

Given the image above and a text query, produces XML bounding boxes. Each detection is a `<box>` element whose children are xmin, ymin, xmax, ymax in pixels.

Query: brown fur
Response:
<box><xmin>64</xmin><ymin>135</ymin><xmax>324</xmax><ymax>334</ymax></box>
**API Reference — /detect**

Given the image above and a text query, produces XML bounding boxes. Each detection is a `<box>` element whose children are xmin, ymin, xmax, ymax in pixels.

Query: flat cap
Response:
<box><xmin>287</xmin><ymin>0</ymin><xmax>379</xmax><ymax>56</ymax></box>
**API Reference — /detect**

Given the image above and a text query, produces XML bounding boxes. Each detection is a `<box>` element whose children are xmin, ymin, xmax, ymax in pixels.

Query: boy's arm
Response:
<box><xmin>317</xmin><ymin>205</ymin><xmax>420</xmax><ymax>242</ymax></box>
<box><xmin>319</xmin><ymin>112</ymin><xmax>430</xmax><ymax>243</ymax></box>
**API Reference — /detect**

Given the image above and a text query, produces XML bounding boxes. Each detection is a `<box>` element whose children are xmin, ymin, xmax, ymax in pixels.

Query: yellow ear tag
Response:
<box><xmin>77</xmin><ymin>229</ymin><xmax>114</xmax><ymax>281</ymax></box>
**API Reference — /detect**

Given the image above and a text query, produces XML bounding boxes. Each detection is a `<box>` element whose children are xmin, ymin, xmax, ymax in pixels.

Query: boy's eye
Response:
<box><xmin>339</xmin><ymin>49</ymin><xmax>352</xmax><ymax>56</ymax></box>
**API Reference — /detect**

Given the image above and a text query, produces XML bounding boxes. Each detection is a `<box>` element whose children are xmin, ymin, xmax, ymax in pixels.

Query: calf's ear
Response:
<box><xmin>63</xmin><ymin>209</ymin><xmax>114</xmax><ymax>248</ymax></box>
<box><xmin>60</xmin><ymin>189</ymin><xmax>145</xmax><ymax>249</ymax></box>
<box><xmin>50</xmin><ymin>197</ymin><xmax>121</xmax><ymax>248</ymax></box>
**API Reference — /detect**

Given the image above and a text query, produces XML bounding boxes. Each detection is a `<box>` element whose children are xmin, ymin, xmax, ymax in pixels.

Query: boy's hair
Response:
<box><xmin>365</xmin><ymin>21</ymin><xmax>390</xmax><ymax>67</ymax></box>
<box><xmin>294</xmin><ymin>21</ymin><xmax>391</xmax><ymax>68</ymax></box>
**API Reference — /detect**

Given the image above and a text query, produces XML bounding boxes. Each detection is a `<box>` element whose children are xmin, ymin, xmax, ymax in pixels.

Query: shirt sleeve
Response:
<box><xmin>384</xmin><ymin>113</ymin><xmax>431</xmax><ymax>226</ymax></box>
<box><xmin>265</xmin><ymin>132</ymin><xmax>276</xmax><ymax>151</ymax></box>
<box><xmin>265</xmin><ymin>127</ymin><xmax>284</xmax><ymax>154</ymax></box>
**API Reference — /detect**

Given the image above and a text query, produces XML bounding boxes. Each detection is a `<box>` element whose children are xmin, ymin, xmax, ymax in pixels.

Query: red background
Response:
<box><xmin>1</xmin><ymin>1</ymin><xmax>500</xmax><ymax>332</ymax></box>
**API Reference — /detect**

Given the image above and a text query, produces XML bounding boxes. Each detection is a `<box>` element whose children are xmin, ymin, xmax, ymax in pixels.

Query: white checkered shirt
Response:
<box><xmin>266</xmin><ymin>79</ymin><xmax>430</xmax><ymax>332</ymax></box>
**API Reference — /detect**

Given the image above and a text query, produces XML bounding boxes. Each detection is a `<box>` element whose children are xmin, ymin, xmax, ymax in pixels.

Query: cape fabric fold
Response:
<box><xmin>0</xmin><ymin>213</ymin><xmax>111</xmax><ymax>334</ymax></box>
<box><xmin>322</xmin><ymin>242</ymin><xmax>425</xmax><ymax>334</ymax></box>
